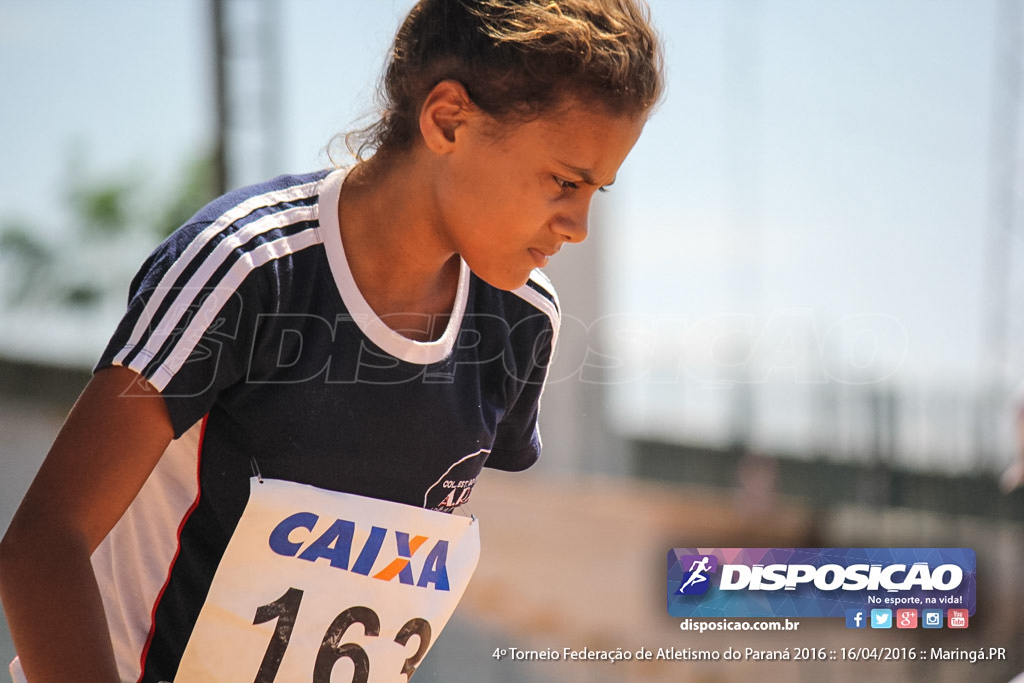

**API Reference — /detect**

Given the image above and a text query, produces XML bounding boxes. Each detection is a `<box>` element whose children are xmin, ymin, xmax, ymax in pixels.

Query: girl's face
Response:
<box><xmin>432</xmin><ymin>98</ymin><xmax>647</xmax><ymax>291</ymax></box>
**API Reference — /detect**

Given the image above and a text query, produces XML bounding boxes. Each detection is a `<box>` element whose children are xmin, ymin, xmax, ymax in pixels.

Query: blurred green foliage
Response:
<box><xmin>0</xmin><ymin>151</ymin><xmax>216</xmax><ymax>308</ymax></box>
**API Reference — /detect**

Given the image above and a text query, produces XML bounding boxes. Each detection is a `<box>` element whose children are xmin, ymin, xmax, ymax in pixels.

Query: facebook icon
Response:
<box><xmin>845</xmin><ymin>609</ymin><xmax>867</xmax><ymax>629</ymax></box>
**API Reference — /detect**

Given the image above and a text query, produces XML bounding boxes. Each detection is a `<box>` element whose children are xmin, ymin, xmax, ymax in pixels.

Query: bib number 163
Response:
<box><xmin>251</xmin><ymin>587</ymin><xmax>432</xmax><ymax>683</ymax></box>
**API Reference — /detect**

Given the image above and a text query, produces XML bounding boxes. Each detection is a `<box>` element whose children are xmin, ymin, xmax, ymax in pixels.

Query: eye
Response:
<box><xmin>553</xmin><ymin>176</ymin><xmax>612</xmax><ymax>194</ymax></box>
<box><xmin>553</xmin><ymin>176</ymin><xmax>578</xmax><ymax>191</ymax></box>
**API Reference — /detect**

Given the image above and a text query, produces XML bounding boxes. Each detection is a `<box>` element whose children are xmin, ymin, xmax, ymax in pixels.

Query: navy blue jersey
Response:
<box><xmin>88</xmin><ymin>168</ymin><xmax>559</xmax><ymax>682</ymax></box>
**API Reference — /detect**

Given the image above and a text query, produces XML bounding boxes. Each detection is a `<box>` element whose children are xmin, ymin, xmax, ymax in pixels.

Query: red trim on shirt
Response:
<box><xmin>134</xmin><ymin>415</ymin><xmax>207</xmax><ymax>683</ymax></box>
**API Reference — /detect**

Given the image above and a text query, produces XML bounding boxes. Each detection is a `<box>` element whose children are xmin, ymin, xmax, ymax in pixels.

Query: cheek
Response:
<box><xmin>445</xmin><ymin>150</ymin><xmax>548</xmax><ymax>237</ymax></box>
<box><xmin>466</xmin><ymin>178</ymin><xmax>537</xmax><ymax>228</ymax></box>
<box><xmin>450</xmin><ymin>165</ymin><xmax>505</xmax><ymax>215</ymax></box>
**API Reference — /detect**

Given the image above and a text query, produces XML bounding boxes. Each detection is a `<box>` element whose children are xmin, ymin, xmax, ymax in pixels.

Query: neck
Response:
<box><xmin>336</xmin><ymin>151</ymin><xmax>461</xmax><ymax>342</ymax></box>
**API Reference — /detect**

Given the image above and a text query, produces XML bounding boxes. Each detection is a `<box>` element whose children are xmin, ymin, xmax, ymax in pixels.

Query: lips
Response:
<box><xmin>528</xmin><ymin>247</ymin><xmax>558</xmax><ymax>268</ymax></box>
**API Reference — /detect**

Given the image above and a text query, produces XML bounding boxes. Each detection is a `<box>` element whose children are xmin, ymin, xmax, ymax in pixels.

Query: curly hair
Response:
<box><xmin>345</xmin><ymin>0</ymin><xmax>664</xmax><ymax>160</ymax></box>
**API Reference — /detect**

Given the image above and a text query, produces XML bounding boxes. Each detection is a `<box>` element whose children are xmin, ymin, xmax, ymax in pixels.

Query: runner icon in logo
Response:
<box><xmin>676</xmin><ymin>554</ymin><xmax>718</xmax><ymax>595</ymax></box>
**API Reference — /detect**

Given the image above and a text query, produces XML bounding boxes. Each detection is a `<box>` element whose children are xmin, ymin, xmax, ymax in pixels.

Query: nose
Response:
<box><xmin>554</xmin><ymin>203</ymin><xmax>590</xmax><ymax>244</ymax></box>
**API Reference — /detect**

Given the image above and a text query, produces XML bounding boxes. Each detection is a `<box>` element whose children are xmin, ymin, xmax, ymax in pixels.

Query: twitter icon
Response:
<box><xmin>870</xmin><ymin>609</ymin><xmax>893</xmax><ymax>629</ymax></box>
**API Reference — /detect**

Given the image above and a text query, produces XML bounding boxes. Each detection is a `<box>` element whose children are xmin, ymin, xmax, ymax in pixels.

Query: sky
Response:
<box><xmin>0</xmin><ymin>0</ymin><xmax>1013</xmax><ymax>464</ymax></box>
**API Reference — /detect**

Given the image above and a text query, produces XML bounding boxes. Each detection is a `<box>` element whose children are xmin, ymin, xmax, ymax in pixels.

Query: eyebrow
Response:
<box><xmin>558</xmin><ymin>163</ymin><xmax>616</xmax><ymax>188</ymax></box>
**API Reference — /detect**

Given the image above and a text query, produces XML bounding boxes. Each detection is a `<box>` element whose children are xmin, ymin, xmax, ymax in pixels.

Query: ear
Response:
<box><xmin>419</xmin><ymin>79</ymin><xmax>476</xmax><ymax>154</ymax></box>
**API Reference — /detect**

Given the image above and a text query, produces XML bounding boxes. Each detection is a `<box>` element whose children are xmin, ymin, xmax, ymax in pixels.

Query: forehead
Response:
<box><xmin>486</xmin><ymin>99</ymin><xmax>647</xmax><ymax>180</ymax></box>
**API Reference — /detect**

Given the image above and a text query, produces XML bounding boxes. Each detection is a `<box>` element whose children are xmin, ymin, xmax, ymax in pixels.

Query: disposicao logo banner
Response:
<box><xmin>667</xmin><ymin>548</ymin><xmax>976</xmax><ymax>618</ymax></box>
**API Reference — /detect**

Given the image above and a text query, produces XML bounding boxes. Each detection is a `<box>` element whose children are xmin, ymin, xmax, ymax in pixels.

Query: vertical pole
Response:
<box><xmin>260</xmin><ymin>0</ymin><xmax>283</xmax><ymax>178</ymax></box>
<box><xmin>978</xmin><ymin>0</ymin><xmax>1023</xmax><ymax>465</ymax></box>
<box><xmin>210</xmin><ymin>0</ymin><xmax>229</xmax><ymax>195</ymax></box>
<box><xmin>723</xmin><ymin>0</ymin><xmax>763</xmax><ymax>454</ymax></box>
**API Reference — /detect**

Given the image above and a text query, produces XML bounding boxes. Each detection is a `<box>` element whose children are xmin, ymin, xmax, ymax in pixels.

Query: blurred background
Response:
<box><xmin>2</xmin><ymin>0</ymin><xmax>1023</xmax><ymax>681</ymax></box>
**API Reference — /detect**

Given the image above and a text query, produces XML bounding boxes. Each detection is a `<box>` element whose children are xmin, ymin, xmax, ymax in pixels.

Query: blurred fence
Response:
<box><xmin>612</xmin><ymin>368</ymin><xmax>1017</xmax><ymax>477</ymax></box>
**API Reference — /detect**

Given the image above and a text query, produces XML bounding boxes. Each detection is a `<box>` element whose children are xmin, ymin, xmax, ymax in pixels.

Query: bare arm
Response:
<box><xmin>0</xmin><ymin>365</ymin><xmax>174</xmax><ymax>682</ymax></box>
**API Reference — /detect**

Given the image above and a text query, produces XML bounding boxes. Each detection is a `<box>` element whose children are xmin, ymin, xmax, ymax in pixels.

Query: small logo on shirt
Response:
<box><xmin>424</xmin><ymin>450</ymin><xmax>487</xmax><ymax>512</ymax></box>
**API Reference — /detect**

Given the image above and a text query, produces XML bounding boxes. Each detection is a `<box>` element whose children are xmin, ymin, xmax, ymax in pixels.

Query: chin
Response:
<box><xmin>476</xmin><ymin>268</ymin><xmax>533</xmax><ymax>292</ymax></box>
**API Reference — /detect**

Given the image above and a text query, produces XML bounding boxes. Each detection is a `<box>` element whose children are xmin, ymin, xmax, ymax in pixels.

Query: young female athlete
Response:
<box><xmin>0</xmin><ymin>1</ymin><xmax>662</xmax><ymax>680</ymax></box>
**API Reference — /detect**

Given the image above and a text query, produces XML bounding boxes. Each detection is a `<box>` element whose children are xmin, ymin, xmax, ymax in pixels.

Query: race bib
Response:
<box><xmin>175</xmin><ymin>478</ymin><xmax>480</xmax><ymax>682</ymax></box>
